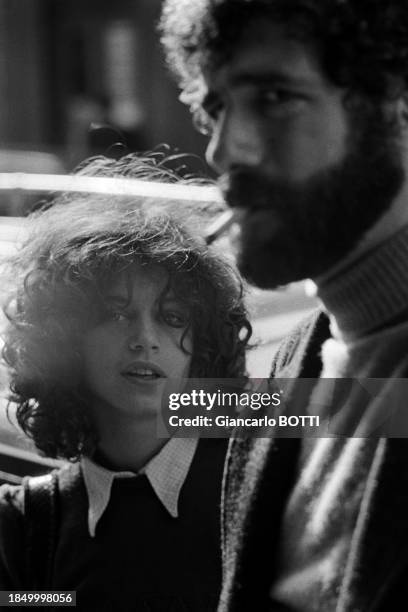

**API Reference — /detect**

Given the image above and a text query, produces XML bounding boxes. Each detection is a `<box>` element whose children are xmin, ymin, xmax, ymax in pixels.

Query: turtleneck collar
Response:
<box><xmin>316</xmin><ymin>223</ymin><xmax>408</xmax><ymax>342</ymax></box>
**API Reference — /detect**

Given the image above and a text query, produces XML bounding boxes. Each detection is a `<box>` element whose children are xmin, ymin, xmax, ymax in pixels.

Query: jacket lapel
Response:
<box><xmin>220</xmin><ymin>435</ymin><xmax>301</xmax><ymax>612</ymax></box>
<box><xmin>219</xmin><ymin>310</ymin><xmax>331</xmax><ymax>611</ymax></box>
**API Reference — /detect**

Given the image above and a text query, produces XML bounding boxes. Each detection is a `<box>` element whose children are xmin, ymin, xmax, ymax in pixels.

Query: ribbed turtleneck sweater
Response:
<box><xmin>271</xmin><ymin>225</ymin><xmax>408</xmax><ymax>611</ymax></box>
<box><xmin>317</xmin><ymin>223</ymin><xmax>408</xmax><ymax>345</ymax></box>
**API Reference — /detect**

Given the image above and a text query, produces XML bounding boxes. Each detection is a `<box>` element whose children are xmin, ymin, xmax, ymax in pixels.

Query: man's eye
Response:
<box><xmin>261</xmin><ymin>88</ymin><xmax>293</xmax><ymax>102</ymax></box>
<box><xmin>162</xmin><ymin>310</ymin><xmax>188</xmax><ymax>328</ymax></box>
<box><xmin>258</xmin><ymin>89</ymin><xmax>304</xmax><ymax>112</ymax></box>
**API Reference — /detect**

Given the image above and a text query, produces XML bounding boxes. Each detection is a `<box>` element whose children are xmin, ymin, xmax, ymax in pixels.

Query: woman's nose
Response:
<box><xmin>127</xmin><ymin>318</ymin><xmax>160</xmax><ymax>353</ymax></box>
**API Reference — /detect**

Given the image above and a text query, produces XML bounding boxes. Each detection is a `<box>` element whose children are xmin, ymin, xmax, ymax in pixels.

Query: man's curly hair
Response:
<box><xmin>160</xmin><ymin>0</ymin><xmax>408</xmax><ymax>113</ymax></box>
<box><xmin>2</xmin><ymin>154</ymin><xmax>252</xmax><ymax>460</ymax></box>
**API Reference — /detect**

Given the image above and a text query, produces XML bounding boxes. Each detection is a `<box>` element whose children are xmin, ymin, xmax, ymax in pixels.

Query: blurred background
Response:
<box><xmin>0</xmin><ymin>0</ymin><xmax>317</xmax><ymax>478</ymax></box>
<box><xmin>0</xmin><ymin>0</ymin><xmax>211</xmax><ymax>216</ymax></box>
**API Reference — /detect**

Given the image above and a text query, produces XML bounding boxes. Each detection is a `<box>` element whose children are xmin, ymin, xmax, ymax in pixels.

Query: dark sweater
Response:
<box><xmin>0</xmin><ymin>438</ymin><xmax>228</xmax><ymax>612</ymax></box>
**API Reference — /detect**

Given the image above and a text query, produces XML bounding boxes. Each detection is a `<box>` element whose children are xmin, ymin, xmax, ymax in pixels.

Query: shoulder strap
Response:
<box><xmin>23</xmin><ymin>471</ymin><xmax>59</xmax><ymax>589</ymax></box>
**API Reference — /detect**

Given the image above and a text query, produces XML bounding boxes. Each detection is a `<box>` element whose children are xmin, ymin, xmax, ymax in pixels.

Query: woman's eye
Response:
<box><xmin>162</xmin><ymin>311</ymin><xmax>188</xmax><ymax>328</ymax></box>
<box><xmin>109</xmin><ymin>310</ymin><xmax>128</xmax><ymax>322</ymax></box>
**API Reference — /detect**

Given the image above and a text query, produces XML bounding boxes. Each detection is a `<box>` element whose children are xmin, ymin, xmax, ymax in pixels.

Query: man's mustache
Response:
<box><xmin>219</xmin><ymin>169</ymin><xmax>267</xmax><ymax>204</ymax></box>
<box><xmin>218</xmin><ymin>168</ymin><xmax>269</xmax><ymax>192</ymax></box>
<box><xmin>218</xmin><ymin>169</ymin><xmax>291</xmax><ymax>211</ymax></box>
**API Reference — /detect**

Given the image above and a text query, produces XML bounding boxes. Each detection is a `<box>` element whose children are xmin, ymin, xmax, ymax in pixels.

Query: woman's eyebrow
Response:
<box><xmin>160</xmin><ymin>294</ymin><xmax>190</xmax><ymax>310</ymax></box>
<box><xmin>104</xmin><ymin>294</ymin><xmax>129</xmax><ymax>307</ymax></box>
<box><xmin>160</xmin><ymin>290</ymin><xmax>185</xmax><ymax>303</ymax></box>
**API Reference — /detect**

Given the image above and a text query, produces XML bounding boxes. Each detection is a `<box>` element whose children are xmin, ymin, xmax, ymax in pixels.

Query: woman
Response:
<box><xmin>0</xmin><ymin>155</ymin><xmax>251</xmax><ymax>610</ymax></box>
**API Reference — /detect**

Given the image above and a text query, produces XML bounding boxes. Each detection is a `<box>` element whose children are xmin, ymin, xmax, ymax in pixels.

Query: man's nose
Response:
<box><xmin>205</xmin><ymin>110</ymin><xmax>263</xmax><ymax>174</ymax></box>
<box><xmin>127</xmin><ymin>318</ymin><xmax>160</xmax><ymax>353</ymax></box>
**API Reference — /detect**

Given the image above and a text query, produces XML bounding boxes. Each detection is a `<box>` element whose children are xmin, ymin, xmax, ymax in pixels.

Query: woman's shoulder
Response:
<box><xmin>0</xmin><ymin>463</ymin><xmax>83</xmax><ymax>589</ymax></box>
<box><xmin>0</xmin><ymin>481</ymin><xmax>24</xmax><ymax>520</ymax></box>
<box><xmin>0</xmin><ymin>482</ymin><xmax>26</xmax><ymax>588</ymax></box>
<box><xmin>0</xmin><ymin>461</ymin><xmax>82</xmax><ymax>514</ymax></box>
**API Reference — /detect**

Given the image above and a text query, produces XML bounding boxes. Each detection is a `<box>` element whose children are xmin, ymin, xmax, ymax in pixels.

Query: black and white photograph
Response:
<box><xmin>0</xmin><ymin>1</ymin><xmax>407</xmax><ymax>610</ymax></box>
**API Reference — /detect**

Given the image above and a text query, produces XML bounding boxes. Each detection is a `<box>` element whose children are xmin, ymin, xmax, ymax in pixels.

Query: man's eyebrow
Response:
<box><xmin>202</xmin><ymin>71</ymin><xmax>310</xmax><ymax>110</ymax></box>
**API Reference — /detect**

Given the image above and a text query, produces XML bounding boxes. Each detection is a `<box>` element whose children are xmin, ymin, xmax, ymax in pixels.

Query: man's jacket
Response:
<box><xmin>218</xmin><ymin>310</ymin><xmax>408</xmax><ymax>612</ymax></box>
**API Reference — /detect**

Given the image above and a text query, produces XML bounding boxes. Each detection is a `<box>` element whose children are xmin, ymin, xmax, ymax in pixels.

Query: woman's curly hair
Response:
<box><xmin>160</xmin><ymin>0</ymin><xmax>408</xmax><ymax>120</ymax></box>
<box><xmin>2</xmin><ymin>154</ymin><xmax>252</xmax><ymax>460</ymax></box>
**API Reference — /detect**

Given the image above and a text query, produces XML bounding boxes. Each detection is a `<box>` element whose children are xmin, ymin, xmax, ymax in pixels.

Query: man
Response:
<box><xmin>160</xmin><ymin>1</ymin><xmax>408</xmax><ymax>610</ymax></box>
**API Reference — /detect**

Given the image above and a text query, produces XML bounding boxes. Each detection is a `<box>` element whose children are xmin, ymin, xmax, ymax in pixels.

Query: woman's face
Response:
<box><xmin>82</xmin><ymin>262</ymin><xmax>192</xmax><ymax>426</ymax></box>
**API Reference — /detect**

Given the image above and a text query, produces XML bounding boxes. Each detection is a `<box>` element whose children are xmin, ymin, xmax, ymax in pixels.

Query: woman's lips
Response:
<box><xmin>121</xmin><ymin>361</ymin><xmax>166</xmax><ymax>383</ymax></box>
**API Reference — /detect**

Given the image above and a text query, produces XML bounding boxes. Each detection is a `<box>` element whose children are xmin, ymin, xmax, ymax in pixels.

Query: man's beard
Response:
<box><xmin>221</xmin><ymin>115</ymin><xmax>405</xmax><ymax>289</ymax></box>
